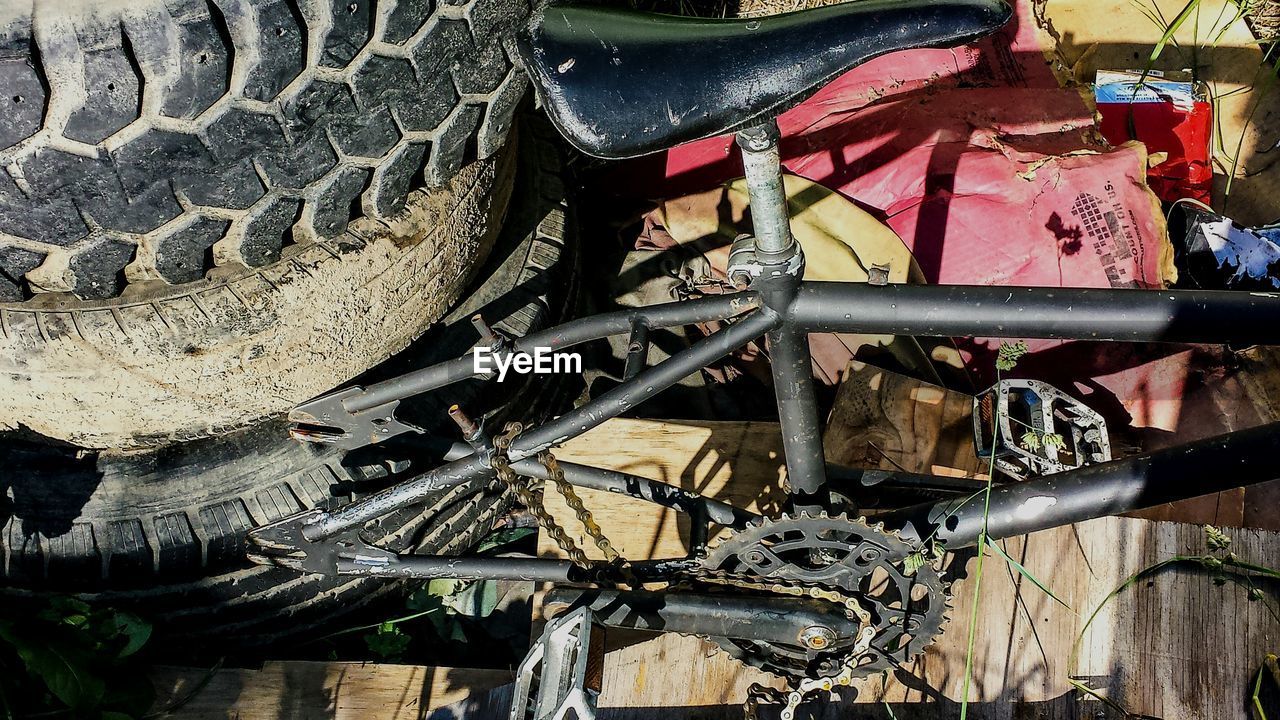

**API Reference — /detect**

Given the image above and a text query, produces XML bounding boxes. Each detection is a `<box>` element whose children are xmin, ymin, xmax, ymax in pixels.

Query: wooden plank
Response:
<box><xmin>547</xmin><ymin>417</ymin><xmax>790</xmax><ymax>561</ymax></box>
<box><xmin>540</xmin><ymin>418</ymin><xmax>1279</xmax><ymax>719</ymax></box>
<box><xmin>149</xmin><ymin>662</ymin><xmax>512</xmax><ymax>719</ymax></box>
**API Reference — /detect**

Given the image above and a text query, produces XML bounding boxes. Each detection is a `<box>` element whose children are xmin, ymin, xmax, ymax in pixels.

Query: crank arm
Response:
<box><xmin>543</xmin><ymin>587</ymin><xmax>863</xmax><ymax>651</ymax></box>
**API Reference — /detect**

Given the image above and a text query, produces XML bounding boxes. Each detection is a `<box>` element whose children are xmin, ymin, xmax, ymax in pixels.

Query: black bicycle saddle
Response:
<box><xmin>516</xmin><ymin>0</ymin><xmax>1012</xmax><ymax>159</ymax></box>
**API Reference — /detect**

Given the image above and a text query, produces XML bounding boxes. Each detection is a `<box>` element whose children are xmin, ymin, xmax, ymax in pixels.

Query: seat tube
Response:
<box><xmin>737</xmin><ymin>119</ymin><xmax>827</xmax><ymax>511</ymax></box>
<box><xmin>767</xmin><ymin>322</ymin><xmax>828</xmax><ymax>512</ymax></box>
<box><xmin>736</xmin><ymin>120</ymin><xmax>794</xmax><ymax>256</ymax></box>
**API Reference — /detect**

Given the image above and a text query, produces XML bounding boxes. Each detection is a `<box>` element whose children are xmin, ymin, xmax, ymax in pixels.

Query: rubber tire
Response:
<box><xmin>0</xmin><ymin>120</ymin><xmax>576</xmax><ymax>645</ymax></box>
<box><xmin>0</xmin><ymin>0</ymin><xmax>534</xmax><ymax>450</ymax></box>
<box><xmin>0</xmin><ymin>0</ymin><xmax>530</xmax><ymax>298</ymax></box>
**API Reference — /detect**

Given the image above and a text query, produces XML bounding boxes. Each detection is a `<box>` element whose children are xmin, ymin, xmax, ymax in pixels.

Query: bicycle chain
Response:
<box><xmin>491</xmin><ymin>422</ymin><xmax>617</xmax><ymax>566</ymax></box>
<box><xmin>488</xmin><ymin>422</ymin><xmax>929</xmax><ymax>719</ymax></box>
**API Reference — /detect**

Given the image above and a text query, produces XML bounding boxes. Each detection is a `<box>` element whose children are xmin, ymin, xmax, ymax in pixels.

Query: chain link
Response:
<box><xmin>491</xmin><ymin>422</ymin><xmax>622</xmax><ymax>567</ymax></box>
<box><xmin>539</xmin><ymin>451</ymin><xmax>621</xmax><ymax>562</ymax></box>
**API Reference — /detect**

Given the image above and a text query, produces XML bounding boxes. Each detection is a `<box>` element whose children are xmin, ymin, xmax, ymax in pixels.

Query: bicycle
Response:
<box><xmin>250</xmin><ymin>0</ymin><xmax>1280</xmax><ymax>714</ymax></box>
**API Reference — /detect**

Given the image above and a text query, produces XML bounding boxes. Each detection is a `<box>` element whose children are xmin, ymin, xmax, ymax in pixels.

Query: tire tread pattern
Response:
<box><xmin>0</xmin><ymin>0</ymin><xmax>530</xmax><ymax>299</ymax></box>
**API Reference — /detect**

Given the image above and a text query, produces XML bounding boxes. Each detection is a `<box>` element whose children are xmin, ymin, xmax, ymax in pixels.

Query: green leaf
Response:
<box><xmin>364</xmin><ymin>623</ymin><xmax>411</xmax><ymax>660</ymax></box>
<box><xmin>442</xmin><ymin>579</ymin><xmax>501</xmax><ymax>618</ymax></box>
<box><xmin>406</xmin><ymin>585</ymin><xmax>447</xmax><ymax>613</ymax></box>
<box><xmin>104</xmin><ymin>612</ymin><xmax>151</xmax><ymax>660</ymax></box>
<box><xmin>423</xmin><ymin>578</ymin><xmax>466</xmax><ymax>603</ymax></box>
<box><xmin>903</xmin><ymin>552</ymin><xmax>926</xmax><ymax>577</ymax></box>
<box><xmin>1145</xmin><ymin>0</ymin><xmax>1200</xmax><ymax>69</ymax></box>
<box><xmin>995</xmin><ymin>341</ymin><xmax>1029</xmax><ymax>371</ymax></box>
<box><xmin>1042</xmin><ymin>433</ymin><xmax>1066</xmax><ymax>452</ymax></box>
<box><xmin>36</xmin><ymin>597</ymin><xmax>92</xmax><ymax>625</ymax></box>
<box><xmin>1204</xmin><ymin>524</ymin><xmax>1232</xmax><ymax>552</ymax></box>
<box><xmin>1020</xmin><ymin>431</ymin><xmax>1041</xmax><ymax>452</ymax></box>
<box><xmin>0</xmin><ymin>622</ymin><xmax>107</xmax><ymax>711</ymax></box>
<box><xmin>986</xmin><ymin>538</ymin><xmax>1071</xmax><ymax>610</ymax></box>
<box><xmin>476</xmin><ymin>527</ymin><xmax>537</xmax><ymax>555</ymax></box>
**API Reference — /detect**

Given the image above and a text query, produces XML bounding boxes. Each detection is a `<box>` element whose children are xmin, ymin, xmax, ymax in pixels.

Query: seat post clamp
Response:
<box><xmin>727</xmin><ymin>233</ymin><xmax>805</xmax><ymax>290</ymax></box>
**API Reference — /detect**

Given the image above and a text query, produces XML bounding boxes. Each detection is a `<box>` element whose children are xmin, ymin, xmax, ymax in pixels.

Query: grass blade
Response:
<box><xmin>1147</xmin><ymin>0</ymin><xmax>1199</xmax><ymax>68</ymax></box>
<box><xmin>986</xmin><ymin>538</ymin><xmax>1071</xmax><ymax>610</ymax></box>
<box><xmin>1069</xmin><ymin>556</ymin><xmax>1201</xmax><ymax>672</ymax></box>
<box><xmin>1253</xmin><ymin>661</ymin><xmax>1268</xmax><ymax>720</ymax></box>
<box><xmin>1066</xmin><ymin>678</ymin><xmax>1134</xmax><ymax>715</ymax></box>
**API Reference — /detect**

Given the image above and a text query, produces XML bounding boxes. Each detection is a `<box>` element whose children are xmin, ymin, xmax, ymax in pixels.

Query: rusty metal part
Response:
<box><xmin>491</xmin><ymin>422</ymin><xmax>621</xmax><ymax>567</ymax></box>
<box><xmin>491</xmin><ymin>423</ymin><xmax>591</xmax><ymax>567</ymax></box>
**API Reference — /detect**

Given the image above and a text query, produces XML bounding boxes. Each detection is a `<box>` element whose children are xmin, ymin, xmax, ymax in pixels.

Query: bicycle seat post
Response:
<box><xmin>735</xmin><ymin>120</ymin><xmax>795</xmax><ymax>258</ymax></box>
<box><xmin>732</xmin><ymin>119</ymin><xmax>827</xmax><ymax>516</ymax></box>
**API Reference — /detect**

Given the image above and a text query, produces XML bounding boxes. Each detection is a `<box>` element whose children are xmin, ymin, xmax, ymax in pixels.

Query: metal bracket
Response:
<box><xmin>288</xmin><ymin>313</ymin><xmax>511</xmax><ymax>450</ymax></box>
<box><xmin>511</xmin><ymin>607</ymin><xmax>599</xmax><ymax>720</ymax></box>
<box><xmin>288</xmin><ymin>387</ymin><xmax>424</xmax><ymax>449</ymax></box>
<box><xmin>246</xmin><ymin>508</ymin><xmax>394</xmax><ymax>575</ymax></box>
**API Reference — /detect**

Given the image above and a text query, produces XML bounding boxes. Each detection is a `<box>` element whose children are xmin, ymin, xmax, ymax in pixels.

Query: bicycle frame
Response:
<box><xmin>253</xmin><ymin>119</ymin><xmax>1280</xmax><ymax>589</ymax></box>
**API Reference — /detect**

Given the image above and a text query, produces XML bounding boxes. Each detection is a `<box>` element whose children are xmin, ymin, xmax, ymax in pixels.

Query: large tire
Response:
<box><xmin>0</xmin><ymin>122</ymin><xmax>576</xmax><ymax>645</ymax></box>
<box><xmin>0</xmin><ymin>0</ymin><xmax>533</xmax><ymax>449</ymax></box>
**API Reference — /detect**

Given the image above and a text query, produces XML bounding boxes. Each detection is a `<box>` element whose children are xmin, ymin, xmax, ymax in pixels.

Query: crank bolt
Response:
<box><xmin>448</xmin><ymin>405</ymin><xmax>481</xmax><ymax>441</ymax></box>
<box><xmin>471</xmin><ymin>313</ymin><xmax>498</xmax><ymax>345</ymax></box>
<box><xmin>799</xmin><ymin>625</ymin><xmax>837</xmax><ymax>650</ymax></box>
<box><xmin>744</xmin><ymin>550</ymin><xmax>766</xmax><ymax>564</ymax></box>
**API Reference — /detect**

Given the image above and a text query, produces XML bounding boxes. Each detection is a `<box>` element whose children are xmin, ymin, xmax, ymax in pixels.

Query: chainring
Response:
<box><xmin>702</xmin><ymin>512</ymin><xmax>949</xmax><ymax>679</ymax></box>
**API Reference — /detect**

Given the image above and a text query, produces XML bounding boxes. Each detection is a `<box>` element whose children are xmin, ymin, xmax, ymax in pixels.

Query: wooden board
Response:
<box><xmin>149</xmin><ymin>662</ymin><xmax>512</xmax><ymax>719</ymax></box>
